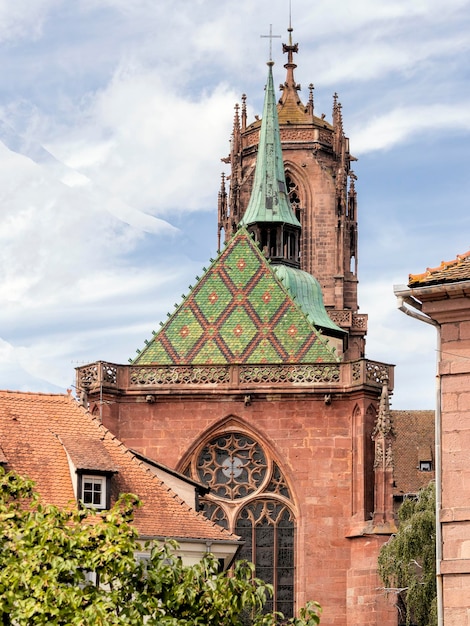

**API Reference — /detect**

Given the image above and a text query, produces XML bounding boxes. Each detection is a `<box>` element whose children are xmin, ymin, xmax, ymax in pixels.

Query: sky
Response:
<box><xmin>0</xmin><ymin>0</ymin><xmax>469</xmax><ymax>409</ymax></box>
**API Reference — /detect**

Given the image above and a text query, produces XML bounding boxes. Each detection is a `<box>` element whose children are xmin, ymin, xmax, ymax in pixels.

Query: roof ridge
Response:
<box><xmin>93</xmin><ymin>425</ymin><xmax>239</xmax><ymax>540</ymax></box>
<box><xmin>409</xmin><ymin>249</ymin><xmax>470</xmax><ymax>284</ymax></box>
<box><xmin>133</xmin><ymin>228</ymin><xmax>339</xmax><ymax>365</ymax></box>
<box><xmin>0</xmin><ymin>390</ymin><xmax>70</xmax><ymax>398</ymax></box>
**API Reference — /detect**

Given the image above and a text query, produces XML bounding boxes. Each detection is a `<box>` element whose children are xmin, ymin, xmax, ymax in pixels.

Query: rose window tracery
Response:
<box><xmin>187</xmin><ymin>430</ymin><xmax>295</xmax><ymax>618</ymax></box>
<box><xmin>197</xmin><ymin>433</ymin><xmax>267</xmax><ymax>499</ymax></box>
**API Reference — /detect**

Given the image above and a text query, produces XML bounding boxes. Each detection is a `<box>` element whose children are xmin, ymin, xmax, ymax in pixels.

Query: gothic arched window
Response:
<box><xmin>184</xmin><ymin>431</ymin><xmax>295</xmax><ymax>618</ymax></box>
<box><xmin>285</xmin><ymin>173</ymin><xmax>302</xmax><ymax>224</ymax></box>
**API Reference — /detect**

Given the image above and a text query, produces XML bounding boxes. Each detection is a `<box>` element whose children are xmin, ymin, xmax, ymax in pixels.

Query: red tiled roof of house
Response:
<box><xmin>391</xmin><ymin>410</ymin><xmax>435</xmax><ymax>495</ymax></box>
<box><xmin>409</xmin><ymin>250</ymin><xmax>470</xmax><ymax>286</ymax></box>
<box><xmin>0</xmin><ymin>390</ymin><xmax>238</xmax><ymax>543</ymax></box>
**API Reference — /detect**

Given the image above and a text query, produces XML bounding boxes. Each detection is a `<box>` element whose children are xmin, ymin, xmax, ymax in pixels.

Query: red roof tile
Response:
<box><xmin>409</xmin><ymin>250</ymin><xmax>470</xmax><ymax>286</ymax></box>
<box><xmin>0</xmin><ymin>390</ymin><xmax>237</xmax><ymax>543</ymax></box>
<box><xmin>59</xmin><ymin>435</ymin><xmax>119</xmax><ymax>472</ymax></box>
<box><xmin>392</xmin><ymin>410</ymin><xmax>435</xmax><ymax>495</ymax></box>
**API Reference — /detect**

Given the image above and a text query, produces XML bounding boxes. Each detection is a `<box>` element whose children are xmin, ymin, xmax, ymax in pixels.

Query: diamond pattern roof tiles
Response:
<box><xmin>134</xmin><ymin>229</ymin><xmax>338</xmax><ymax>365</ymax></box>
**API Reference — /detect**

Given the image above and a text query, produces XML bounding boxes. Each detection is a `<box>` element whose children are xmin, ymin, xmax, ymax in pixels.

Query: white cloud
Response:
<box><xmin>0</xmin><ymin>0</ymin><xmax>468</xmax><ymax>409</ymax></box>
<box><xmin>352</xmin><ymin>103</ymin><xmax>470</xmax><ymax>153</ymax></box>
<box><xmin>0</xmin><ymin>0</ymin><xmax>60</xmax><ymax>42</ymax></box>
<box><xmin>46</xmin><ymin>63</ymin><xmax>238</xmax><ymax>216</ymax></box>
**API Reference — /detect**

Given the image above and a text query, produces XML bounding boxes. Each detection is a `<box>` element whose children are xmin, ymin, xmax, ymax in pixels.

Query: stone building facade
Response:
<box><xmin>77</xmin><ymin>28</ymin><xmax>397</xmax><ymax>625</ymax></box>
<box><xmin>218</xmin><ymin>25</ymin><xmax>366</xmax><ymax>361</ymax></box>
<box><xmin>395</xmin><ymin>250</ymin><xmax>470</xmax><ymax>625</ymax></box>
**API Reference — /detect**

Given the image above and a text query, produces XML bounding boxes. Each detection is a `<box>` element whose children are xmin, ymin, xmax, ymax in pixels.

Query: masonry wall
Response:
<box><xmin>421</xmin><ymin>298</ymin><xmax>470</xmax><ymax>625</ymax></box>
<box><xmin>97</xmin><ymin>389</ymin><xmax>396</xmax><ymax>626</ymax></box>
<box><xmin>236</xmin><ymin>128</ymin><xmax>355</xmax><ymax>313</ymax></box>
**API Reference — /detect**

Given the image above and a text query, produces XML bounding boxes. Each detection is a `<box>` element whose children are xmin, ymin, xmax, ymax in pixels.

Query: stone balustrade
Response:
<box><xmin>76</xmin><ymin>359</ymin><xmax>393</xmax><ymax>394</ymax></box>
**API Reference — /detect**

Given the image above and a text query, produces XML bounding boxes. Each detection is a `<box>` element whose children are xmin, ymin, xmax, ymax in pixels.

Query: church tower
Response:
<box><xmin>77</xmin><ymin>25</ymin><xmax>397</xmax><ymax>626</ymax></box>
<box><xmin>218</xmin><ymin>25</ymin><xmax>366</xmax><ymax>360</ymax></box>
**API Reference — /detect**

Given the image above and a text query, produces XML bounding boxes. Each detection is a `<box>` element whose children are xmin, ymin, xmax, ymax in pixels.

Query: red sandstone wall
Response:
<box><xmin>421</xmin><ymin>300</ymin><xmax>470</xmax><ymax>625</ymax></box>
<box><xmin>99</xmin><ymin>391</ymin><xmax>395</xmax><ymax>625</ymax></box>
<box><xmin>348</xmin><ymin>536</ymin><xmax>397</xmax><ymax>626</ymax></box>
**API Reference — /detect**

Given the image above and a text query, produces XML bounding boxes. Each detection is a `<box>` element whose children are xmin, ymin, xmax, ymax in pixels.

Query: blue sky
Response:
<box><xmin>0</xmin><ymin>0</ymin><xmax>469</xmax><ymax>408</ymax></box>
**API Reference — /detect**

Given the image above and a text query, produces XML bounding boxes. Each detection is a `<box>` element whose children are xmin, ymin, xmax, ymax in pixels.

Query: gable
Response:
<box><xmin>133</xmin><ymin>230</ymin><xmax>338</xmax><ymax>365</ymax></box>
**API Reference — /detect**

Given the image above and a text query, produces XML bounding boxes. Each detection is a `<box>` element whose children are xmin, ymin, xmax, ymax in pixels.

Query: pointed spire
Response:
<box><xmin>241</xmin><ymin>93</ymin><xmax>247</xmax><ymax>132</ymax></box>
<box><xmin>332</xmin><ymin>92</ymin><xmax>344</xmax><ymax>155</ymax></box>
<box><xmin>307</xmin><ymin>83</ymin><xmax>314</xmax><ymax>118</ymax></box>
<box><xmin>372</xmin><ymin>379</ymin><xmax>395</xmax><ymax>443</ymax></box>
<box><xmin>232</xmin><ymin>103</ymin><xmax>241</xmax><ymax>153</ymax></box>
<box><xmin>278</xmin><ymin>22</ymin><xmax>308</xmax><ymax>123</ymax></box>
<box><xmin>217</xmin><ymin>172</ymin><xmax>227</xmax><ymax>251</ymax></box>
<box><xmin>239</xmin><ymin>62</ymin><xmax>300</xmax><ymax>230</ymax></box>
<box><xmin>282</xmin><ymin>21</ymin><xmax>299</xmax><ymax>91</ymax></box>
<box><xmin>371</xmin><ymin>379</ymin><xmax>396</xmax><ymax>527</ymax></box>
<box><xmin>375</xmin><ymin>381</ymin><xmax>394</xmax><ymax>439</ymax></box>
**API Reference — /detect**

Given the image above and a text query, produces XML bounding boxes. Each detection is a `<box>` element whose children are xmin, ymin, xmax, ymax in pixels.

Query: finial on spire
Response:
<box><xmin>282</xmin><ymin>17</ymin><xmax>299</xmax><ymax>77</ymax></box>
<box><xmin>261</xmin><ymin>24</ymin><xmax>281</xmax><ymax>63</ymax></box>
<box><xmin>233</xmin><ymin>102</ymin><xmax>240</xmax><ymax>131</ymax></box>
<box><xmin>307</xmin><ymin>83</ymin><xmax>314</xmax><ymax>116</ymax></box>
<box><xmin>241</xmin><ymin>93</ymin><xmax>247</xmax><ymax>131</ymax></box>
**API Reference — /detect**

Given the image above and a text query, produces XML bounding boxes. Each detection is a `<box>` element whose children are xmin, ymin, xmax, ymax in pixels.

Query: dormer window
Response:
<box><xmin>418</xmin><ymin>446</ymin><xmax>433</xmax><ymax>473</ymax></box>
<box><xmin>419</xmin><ymin>461</ymin><xmax>432</xmax><ymax>472</ymax></box>
<box><xmin>82</xmin><ymin>475</ymin><xmax>106</xmax><ymax>509</ymax></box>
<box><xmin>77</xmin><ymin>471</ymin><xmax>114</xmax><ymax>510</ymax></box>
<box><xmin>59</xmin><ymin>434</ymin><xmax>118</xmax><ymax>512</ymax></box>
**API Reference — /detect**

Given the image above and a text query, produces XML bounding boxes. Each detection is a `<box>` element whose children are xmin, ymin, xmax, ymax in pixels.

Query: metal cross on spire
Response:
<box><xmin>260</xmin><ymin>24</ymin><xmax>281</xmax><ymax>62</ymax></box>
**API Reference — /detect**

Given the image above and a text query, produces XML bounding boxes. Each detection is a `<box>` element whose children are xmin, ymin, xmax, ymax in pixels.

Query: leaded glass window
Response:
<box><xmin>187</xmin><ymin>431</ymin><xmax>295</xmax><ymax>618</ymax></box>
<box><xmin>286</xmin><ymin>174</ymin><xmax>302</xmax><ymax>223</ymax></box>
<box><xmin>236</xmin><ymin>501</ymin><xmax>294</xmax><ymax>616</ymax></box>
<box><xmin>197</xmin><ymin>433</ymin><xmax>267</xmax><ymax>499</ymax></box>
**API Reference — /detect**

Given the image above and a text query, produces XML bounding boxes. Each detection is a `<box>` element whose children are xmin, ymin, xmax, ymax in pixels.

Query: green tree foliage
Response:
<box><xmin>378</xmin><ymin>481</ymin><xmax>437</xmax><ymax>626</ymax></box>
<box><xmin>0</xmin><ymin>468</ymin><xmax>321</xmax><ymax>625</ymax></box>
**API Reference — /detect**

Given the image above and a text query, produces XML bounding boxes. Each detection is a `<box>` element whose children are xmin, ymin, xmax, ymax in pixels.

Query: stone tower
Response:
<box><xmin>218</xmin><ymin>25</ymin><xmax>366</xmax><ymax>360</ymax></box>
<box><xmin>76</xmin><ymin>26</ymin><xmax>397</xmax><ymax>626</ymax></box>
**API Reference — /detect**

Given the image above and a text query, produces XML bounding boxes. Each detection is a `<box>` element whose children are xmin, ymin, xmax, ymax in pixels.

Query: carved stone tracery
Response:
<box><xmin>197</xmin><ymin>433</ymin><xmax>268</xmax><ymax>500</ymax></box>
<box><xmin>129</xmin><ymin>365</ymin><xmax>230</xmax><ymax>386</ymax></box>
<box><xmin>188</xmin><ymin>430</ymin><xmax>295</xmax><ymax>617</ymax></box>
<box><xmin>239</xmin><ymin>363</ymin><xmax>340</xmax><ymax>384</ymax></box>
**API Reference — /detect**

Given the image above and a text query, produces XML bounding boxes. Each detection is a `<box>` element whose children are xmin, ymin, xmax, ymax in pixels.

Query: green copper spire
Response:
<box><xmin>239</xmin><ymin>62</ymin><xmax>300</xmax><ymax>229</ymax></box>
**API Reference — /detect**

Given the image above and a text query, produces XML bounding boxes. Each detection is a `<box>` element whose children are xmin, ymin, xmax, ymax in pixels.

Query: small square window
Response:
<box><xmin>82</xmin><ymin>475</ymin><xmax>106</xmax><ymax>509</ymax></box>
<box><xmin>419</xmin><ymin>461</ymin><xmax>432</xmax><ymax>472</ymax></box>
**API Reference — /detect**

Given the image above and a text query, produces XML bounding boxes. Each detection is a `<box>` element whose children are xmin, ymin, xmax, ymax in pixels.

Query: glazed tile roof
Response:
<box><xmin>391</xmin><ymin>410</ymin><xmax>435</xmax><ymax>495</ymax></box>
<box><xmin>133</xmin><ymin>229</ymin><xmax>338</xmax><ymax>365</ymax></box>
<box><xmin>409</xmin><ymin>250</ymin><xmax>470</xmax><ymax>286</ymax></box>
<box><xmin>0</xmin><ymin>390</ymin><xmax>237</xmax><ymax>542</ymax></box>
<box><xmin>273</xmin><ymin>264</ymin><xmax>344</xmax><ymax>336</ymax></box>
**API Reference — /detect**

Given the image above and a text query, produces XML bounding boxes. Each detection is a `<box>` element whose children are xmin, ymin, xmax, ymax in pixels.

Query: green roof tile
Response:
<box><xmin>273</xmin><ymin>265</ymin><xmax>345</xmax><ymax>336</ymax></box>
<box><xmin>133</xmin><ymin>230</ymin><xmax>339</xmax><ymax>366</ymax></box>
